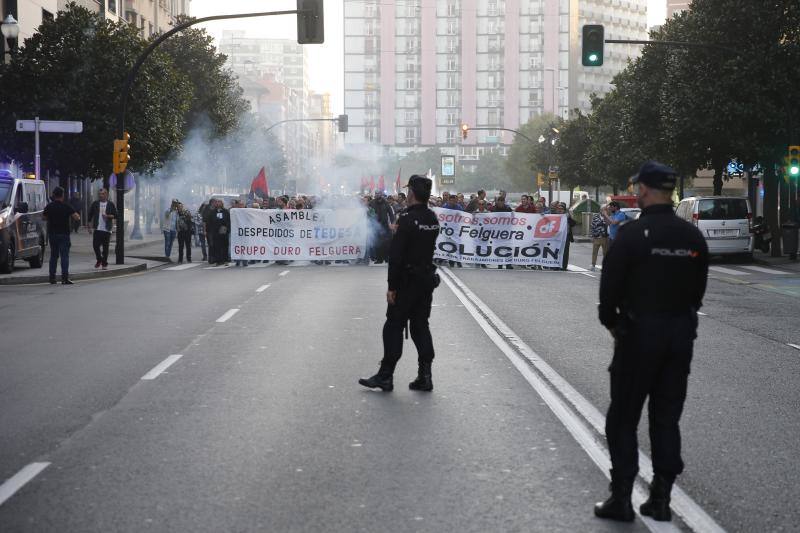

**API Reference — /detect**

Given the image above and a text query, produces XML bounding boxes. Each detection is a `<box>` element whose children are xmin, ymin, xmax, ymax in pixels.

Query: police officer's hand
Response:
<box><xmin>389</xmin><ymin>223</ymin><xmax>398</xmax><ymax>233</ymax></box>
<box><xmin>387</xmin><ymin>290</ymin><xmax>396</xmax><ymax>305</ymax></box>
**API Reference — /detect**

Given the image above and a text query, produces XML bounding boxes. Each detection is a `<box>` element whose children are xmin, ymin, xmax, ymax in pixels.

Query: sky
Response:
<box><xmin>191</xmin><ymin>0</ymin><xmax>668</xmax><ymax>115</ymax></box>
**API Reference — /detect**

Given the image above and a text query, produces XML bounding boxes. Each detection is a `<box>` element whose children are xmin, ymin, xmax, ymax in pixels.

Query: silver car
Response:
<box><xmin>675</xmin><ymin>196</ymin><xmax>753</xmax><ymax>256</ymax></box>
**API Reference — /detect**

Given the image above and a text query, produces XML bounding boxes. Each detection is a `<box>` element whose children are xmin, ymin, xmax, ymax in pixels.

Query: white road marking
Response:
<box><xmin>0</xmin><ymin>462</ymin><xmax>50</xmax><ymax>507</ymax></box>
<box><xmin>256</xmin><ymin>284</ymin><xmax>271</xmax><ymax>293</ymax></box>
<box><xmin>709</xmin><ymin>266</ymin><xmax>750</xmax><ymax>276</ymax></box>
<box><xmin>441</xmin><ymin>267</ymin><xmax>726</xmax><ymax>533</ymax></box>
<box><xmin>567</xmin><ymin>264</ymin><xmax>589</xmax><ymax>272</ymax></box>
<box><xmin>203</xmin><ymin>264</ymin><xmax>232</xmax><ymax>270</ymax></box>
<box><xmin>247</xmin><ymin>263</ymin><xmax>271</xmax><ymax>268</ymax></box>
<box><xmin>697</xmin><ymin>312</ymin><xmax>708</xmax><ymax>316</ymax></box>
<box><xmin>141</xmin><ymin>354</ymin><xmax>183</xmax><ymax>380</ymax></box>
<box><xmin>740</xmin><ymin>265</ymin><xmax>790</xmax><ymax>275</ymax></box>
<box><xmin>163</xmin><ymin>263</ymin><xmax>201</xmax><ymax>271</ymax></box>
<box><xmin>581</xmin><ymin>272</ymin><xmax>596</xmax><ymax>278</ymax></box>
<box><xmin>279</xmin><ymin>270</ymin><xmax>290</xmax><ymax>277</ymax></box>
<box><xmin>216</xmin><ymin>308</ymin><xmax>240</xmax><ymax>323</ymax></box>
<box><xmin>788</xmin><ymin>343</ymin><xmax>800</xmax><ymax>351</ymax></box>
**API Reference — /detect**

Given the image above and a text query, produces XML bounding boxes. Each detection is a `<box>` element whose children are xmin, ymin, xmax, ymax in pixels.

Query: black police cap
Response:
<box><xmin>631</xmin><ymin>160</ymin><xmax>678</xmax><ymax>190</ymax></box>
<box><xmin>404</xmin><ymin>174</ymin><xmax>432</xmax><ymax>195</ymax></box>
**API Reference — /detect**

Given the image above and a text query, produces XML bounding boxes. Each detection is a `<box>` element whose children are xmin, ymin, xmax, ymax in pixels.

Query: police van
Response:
<box><xmin>0</xmin><ymin>171</ymin><xmax>47</xmax><ymax>273</ymax></box>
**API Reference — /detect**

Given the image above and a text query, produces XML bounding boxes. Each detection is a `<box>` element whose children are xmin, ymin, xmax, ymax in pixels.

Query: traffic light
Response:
<box><xmin>537</xmin><ymin>173</ymin><xmax>545</xmax><ymax>187</ymax></box>
<box><xmin>113</xmin><ymin>132</ymin><xmax>130</xmax><ymax>174</ymax></box>
<box><xmin>337</xmin><ymin>114</ymin><xmax>348</xmax><ymax>133</ymax></box>
<box><xmin>297</xmin><ymin>0</ymin><xmax>324</xmax><ymax>44</ymax></box>
<box><xmin>582</xmin><ymin>24</ymin><xmax>604</xmax><ymax>67</ymax></box>
<box><xmin>461</xmin><ymin>123</ymin><xmax>469</xmax><ymax>140</ymax></box>
<box><xmin>786</xmin><ymin>145</ymin><xmax>800</xmax><ymax>178</ymax></box>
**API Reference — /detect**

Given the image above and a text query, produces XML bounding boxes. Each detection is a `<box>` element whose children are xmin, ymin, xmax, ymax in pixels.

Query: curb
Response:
<box><xmin>0</xmin><ymin>263</ymin><xmax>148</xmax><ymax>286</ymax></box>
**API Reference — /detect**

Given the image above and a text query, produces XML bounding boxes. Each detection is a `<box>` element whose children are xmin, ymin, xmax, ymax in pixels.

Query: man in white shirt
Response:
<box><xmin>87</xmin><ymin>188</ymin><xmax>117</xmax><ymax>269</ymax></box>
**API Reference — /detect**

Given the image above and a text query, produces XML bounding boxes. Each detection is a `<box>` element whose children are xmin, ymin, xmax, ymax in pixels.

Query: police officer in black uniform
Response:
<box><xmin>359</xmin><ymin>175</ymin><xmax>440</xmax><ymax>392</ymax></box>
<box><xmin>594</xmin><ymin>161</ymin><xmax>709</xmax><ymax>523</ymax></box>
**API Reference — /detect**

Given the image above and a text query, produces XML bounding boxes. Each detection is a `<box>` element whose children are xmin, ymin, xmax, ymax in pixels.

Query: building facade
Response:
<box><xmin>218</xmin><ymin>31</ymin><xmax>316</xmax><ymax>188</ymax></box>
<box><xmin>55</xmin><ymin>0</ymin><xmax>190</xmax><ymax>36</ymax></box>
<box><xmin>1</xmin><ymin>0</ymin><xmax>57</xmax><ymax>43</ymax></box>
<box><xmin>666</xmin><ymin>0</ymin><xmax>688</xmax><ymax>18</ymax></box>
<box><xmin>343</xmin><ymin>0</ymin><xmax>647</xmax><ymax>156</ymax></box>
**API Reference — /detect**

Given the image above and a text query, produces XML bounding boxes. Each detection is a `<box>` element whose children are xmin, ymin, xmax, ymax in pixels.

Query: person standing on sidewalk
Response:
<box><xmin>161</xmin><ymin>200</ymin><xmax>179</xmax><ymax>260</ymax></box>
<box><xmin>590</xmin><ymin>208</ymin><xmax>609</xmax><ymax>271</ymax></box>
<box><xmin>193</xmin><ymin>205</ymin><xmax>208</xmax><ymax>262</ymax></box>
<box><xmin>87</xmin><ymin>188</ymin><xmax>117</xmax><ymax>270</ymax></box>
<box><xmin>69</xmin><ymin>193</ymin><xmax>82</xmax><ymax>233</ymax></box>
<box><xmin>176</xmin><ymin>202</ymin><xmax>193</xmax><ymax>264</ymax></box>
<box><xmin>595</xmin><ymin>161</ymin><xmax>709</xmax><ymax>523</ymax></box>
<box><xmin>602</xmin><ymin>201</ymin><xmax>627</xmax><ymax>244</ymax></box>
<box><xmin>43</xmin><ymin>187</ymin><xmax>80</xmax><ymax>285</ymax></box>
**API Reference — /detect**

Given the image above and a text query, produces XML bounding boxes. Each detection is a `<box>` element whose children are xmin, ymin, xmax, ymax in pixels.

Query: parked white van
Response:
<box><xmin>675</xmin><ymin>196</ymin><xmax>753</xmax><ymax>257</ymax></box>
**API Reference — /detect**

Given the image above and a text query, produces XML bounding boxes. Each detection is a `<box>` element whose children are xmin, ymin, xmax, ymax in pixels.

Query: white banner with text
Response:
<box><xmin>230</xmin><ymin>208</ymin><xmax>368</xmax><ymax>261</ymax></box>
<box><xmin>432</xmin><ymin>208</ymin><xmax>568</xmax><ymax>267</ymax></box>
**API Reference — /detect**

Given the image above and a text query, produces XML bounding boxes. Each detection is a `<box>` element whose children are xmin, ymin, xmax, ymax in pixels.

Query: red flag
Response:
<box><xmin>395</xmin><ymin>168</ymin><xmax>402</xmax><ymax>193</ymax></box>
<box><xmin>369</xmin><ymin>176</ymin><xmax>375</xmax><ymax>193</ymax></box>
<box><xmin>250</xmin><ymin>167</ymin><xmax>269</xmax><ymax>198</ymax></box>
<box><xmin>377</xmin><ymin>175</ymin><xmax>385</xmax><ymax>193</ymax></box>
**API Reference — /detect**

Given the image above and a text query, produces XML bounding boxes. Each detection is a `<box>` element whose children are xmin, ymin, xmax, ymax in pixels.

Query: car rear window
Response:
<box><xmin>697</xmin><ymin>199</ymin><xmax>748</xmax><ymax>220</ymax></box>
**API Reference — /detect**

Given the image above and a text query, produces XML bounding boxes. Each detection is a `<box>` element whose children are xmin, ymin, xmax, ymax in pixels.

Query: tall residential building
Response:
<box><xmin>54</xmin><ymin>1</ymin><xmax>190</xmax><ymax>36</ymax></box>
<box><xmin>218</xmin><ymin>31</ymin><xmax>313</xmax><ymax>187</ymax></box>
<box><xmin>343</xmin><ymin>0</ymin><xmax>647</xmax><ymax>155</ymax></box>
<box><xmin>666</xmin><ymin>0</ymin><xmax>689</xmax><ymax>18</ymax></box>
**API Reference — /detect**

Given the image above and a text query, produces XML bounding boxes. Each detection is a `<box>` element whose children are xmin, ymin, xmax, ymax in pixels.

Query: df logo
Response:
<box><xmin>534</xmin><ymin>216</ymin><xmax>562</xmax><ymax>238</ymax></box>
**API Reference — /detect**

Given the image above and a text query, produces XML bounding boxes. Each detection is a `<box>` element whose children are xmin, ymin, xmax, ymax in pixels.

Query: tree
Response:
<box><xmin>505</xmin><ymin>114</ymin><xmax>560</xmax><ymax>191</ymax></box>
<box><xmin>158</xmin><ymin>16</ymin><xmax>250</xmax><ymax>140</ymax></box>
<box><xmin>0</xmin><ymin>3</ymin><xmax>192</xmax><ymax>179</ymax></box>
<box><xmin>555</xmin><ymin>111</ymin><xmax>598</xmax><ymax>191</ymax></box>
<box><xmin>461</xmin><ymin>148</ymin><xmax>513</xmax><ymax>192</ymax></box>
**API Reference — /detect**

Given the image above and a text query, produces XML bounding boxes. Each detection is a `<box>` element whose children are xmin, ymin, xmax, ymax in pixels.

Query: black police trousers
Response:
<box><xmin>605</xmin><ymin>311</ymin><xmax>697</xmax><ymax>483</ymax></box>
<box><xmin>382</xmin><ymin>284</ymin><xmax>435</xmax><ymax>371</ymax></box>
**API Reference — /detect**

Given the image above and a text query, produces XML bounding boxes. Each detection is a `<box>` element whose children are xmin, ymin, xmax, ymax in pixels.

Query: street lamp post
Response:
<box><xmin>1</xmin><ymin>14</ymin><xmax>19</xmax><ymax>64</ymax></box>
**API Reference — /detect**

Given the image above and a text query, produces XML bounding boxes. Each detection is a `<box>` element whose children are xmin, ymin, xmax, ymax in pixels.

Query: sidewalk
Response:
<box><xmin>753</xmin><ymin>249</ymin><xmax>800</xmax><ymax>272</ymax></box>
<box><xmin>0</xmin><ymin>230</ymin><xmax>168</xmax><ymax>286</ymax></box>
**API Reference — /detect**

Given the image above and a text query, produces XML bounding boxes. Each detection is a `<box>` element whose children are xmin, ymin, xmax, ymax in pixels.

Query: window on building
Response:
<box><xmin>447</xmin><ymin>112</ymin><xmax>458</xmax><ymax>125</ymax></box>
<box><xmin>488</xmin><ymin>55</ymin><xmax>500</xmax><ymax>70</ymax></box>
<box><xmin>488</xmin><ymin>109</ymin><xmax>498</xmax><ymax>125</ymax></box>
<box><xmin>447</xmin><ymin>74</ymin><xmax>457</xmax><ymax>89</ymax></box>
<box><xmin>447</xmin><ymin>92</ymin><xmax>459</xmax><ymax>107</ymax></box>
<box><xmin>406</xmin><ymin>78</ymin><xmax>416</xmax><ymax>90</ymax></box>
<box><xmin>108</xmin><ymin>0</ymin><xmax>117</xmax><ymax>14</ymax></box>
<box><xmin>447</xmin><ymin>37</ymin><xmax>458</xmax><ymax>54</ymax></box>
<box><xmin>447</xmin><ymin>20</ymin><xmax>458</xmax><ymax>35</ymax></box>
<box><xmin>365</xmin><ymin>128</ymin><xmax>377</xmax><ymax>143</ymax></box>
<box><xmin>447</xmin><ymin>2</ymin><xmax>458</xmax><ymax>17</ymax></box>
<box><xmin>446</xmin><ymin>129</ymin><xmax>457</xmax><ymax>143</ymax></box>
<box><xmin>447</xmin><ymin>57</ymin><xmax>458</xmax><ymax>71</ymax></box>
<box><xmin>41</xmin><ymin>9</ymin><xmax>54</xmax><ymax>22</ymax></box>
<box><xmin>149</xmin><ymin>23</ymin><xmax>154</xmax><ymax>37</ymax></box>
<box><xmin>405</xmin><ymin>111</ymin><xmax>415</xmax><ymax>124</ymax></box>
<box><xmin>488</xmin><ymin>0</ymin><xmax>498</xmax><ymax>16</ymax></box>
<box><xmin>405</xmin><ymin>128</ymin><xmax>417</xmax><ymax>144</ymax></box>
<box><xmin>365</xmin><ymin>93</ymin><xmax>376</xmax><ymax>107</ymax></box>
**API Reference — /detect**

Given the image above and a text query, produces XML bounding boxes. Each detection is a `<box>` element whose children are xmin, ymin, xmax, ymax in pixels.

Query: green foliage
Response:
<box><xmin>460</xmin><ymin>148</ymin><xmax>513</xmax><ymax>192</ymax></box>
<box><xmin>0</xmin><ymin>3</ymin><xmax>192</xmax><ymax>178</ymax></box>
<box><xmin>505</xmin><ymin>114</ymin><xmax>561</xmax><ymax>191</ymax></box>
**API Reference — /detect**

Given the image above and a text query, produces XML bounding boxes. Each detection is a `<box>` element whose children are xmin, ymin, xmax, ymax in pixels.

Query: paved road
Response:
<box><xmin>0</xmin><ymin>245</ymin><xmax>798</xmax><ymax>532</ymax></box>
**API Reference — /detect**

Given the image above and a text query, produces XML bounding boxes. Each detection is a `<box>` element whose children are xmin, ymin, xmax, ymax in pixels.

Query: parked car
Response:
<box><xmin>0</xmin><ymin>173</ymin><xmax>47</xmax><ymax>273</ymax></box>
<box><xmin>675</xmin><ymin>196</ymin><xmax>753</xmax><ymax>257</ymax></box>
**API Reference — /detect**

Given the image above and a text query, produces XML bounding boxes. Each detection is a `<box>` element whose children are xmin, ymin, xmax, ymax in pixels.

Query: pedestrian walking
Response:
<box><xmin>594</xmin><ymin>161</ymin><xmax>709</xmax><ymax>523</ymax></box>
<box><xmin>590</xmin><ymin>209</ymin><xmax>609</xmax><ymax>271</ymax></box>
<box><xmin>42</xmin><ymin>186</ymin><xmax>80</xmax><ymax>284</ymax></box>
<box><xmin>162</xmin><ymin>200</ymin><xmax>179</xmax><ymax>259</ymax></box>
<box><xmin>87</xmin><ymin>188</ymin><xmax>117</xmax><ymax>270</ymax></box>
<box><xmin>176</xmin><ymin>202</ymin><xmax>193</xmax><ymax>263</ymax></box>
<box><xmin>359</xmin><ymin>175</ymin><xmax>440</xmax><ymax>392</ymax></box>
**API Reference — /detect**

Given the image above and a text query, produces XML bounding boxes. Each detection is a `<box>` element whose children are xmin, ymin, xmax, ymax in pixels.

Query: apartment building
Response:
<box><xmin>666</xmin><ymin>0</ymin><xmax>688</xmax><ymax>18</ymax></box>
<box><xmin>53</xmin><ymin>0</ymin><xmax>190</xmax><ymax>36</ymax></box>
<box><xmin>343</xmin><ymin>0</ymin><xmax>647</xmax><ymax>156</ymax></box>
<box><xmin>1</xmin><ymin>0</ymin><xmax>57</xmax><ymax>42</ymax></box>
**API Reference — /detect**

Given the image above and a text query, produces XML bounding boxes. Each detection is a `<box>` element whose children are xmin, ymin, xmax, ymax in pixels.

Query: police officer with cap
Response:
<box><xmin>594</xmin><ymin>161</ymin><xmax>709</xmax><ymax>523</ymax></box>
<box><xmin>359</xmin><ymin>174</ymin><xmax>440</xmax><ymax>392</ymax></box>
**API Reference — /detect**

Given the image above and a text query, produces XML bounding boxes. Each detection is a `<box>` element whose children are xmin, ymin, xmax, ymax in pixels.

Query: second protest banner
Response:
<box><xmin>432</xmin><ymin>208</ymin><xmax>569</xmax><ymax>268</ymax></box>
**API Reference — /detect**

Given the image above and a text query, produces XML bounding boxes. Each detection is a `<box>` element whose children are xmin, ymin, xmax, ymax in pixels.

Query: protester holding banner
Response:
<box><xmin>205</xmin><ymin>199</ymin><xmax>230</xmax><ymax>266</ymax></box>
<box><xmin>359</xmin><ymin>174</ymin><xmax>440</xmax><ymax>393</ymax></box>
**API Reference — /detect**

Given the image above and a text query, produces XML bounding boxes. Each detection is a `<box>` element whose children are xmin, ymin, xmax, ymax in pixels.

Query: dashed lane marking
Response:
<box><xmin>740</xmin><ymin>265</ymin><xmax>790</xmax><ymax>275</ymax></box>
<box><xmin>164</xmin><ymin>263</ymin><xmax>202</xmax><ymax>271</ymax></box>
<box><xmin>141</xmin><ymin>354</ymin><xmax>184</xmax><ymax>380</ymax></box>
<box><xmin>710</xmin><ymin>266</ymin><xmax>750</xmax><ymax>276</ymax></box>
<box><xmin>279</xmin><ymin>270</ymin><xmax>290</xmax><ymax>277</ymax></box>
<box><xmin>441</xmin><ymin>266</ymin><xmax>726</xmax><ymax>533</ymax></box>
<box><xmin>0</xmin><ymin>462</ymin><xmax>50</xmax><ymax>507</ymax></box>
<box><xmin>215</xmin><ymin>308</ymin><xmax>240</xmax><ymax>323</ymax></box>
<box><xmin>788</xmin><ymin>343</ymin><xmax>800</xmax><ymax>351</ymax></box>
<box><xmin>256</xmin><ymin>284</ymin><xmax>271</xmax><ymax>293</ymax></box>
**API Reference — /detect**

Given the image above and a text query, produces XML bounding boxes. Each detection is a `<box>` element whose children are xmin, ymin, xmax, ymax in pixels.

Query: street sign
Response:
<box><xmin>16</xmin><ymin>120</ymin><xmax>83</xmax><ymax>133</ymax></box>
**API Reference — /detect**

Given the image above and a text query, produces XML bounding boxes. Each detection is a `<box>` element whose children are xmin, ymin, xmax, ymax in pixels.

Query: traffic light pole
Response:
<box><xmin>604</xmin><ymin>39</ymin><xmax>740</xmax><ymax>55</ymax></box>
<box><xmin>114</xmin><ymin>8</ymin><xmax>308</xmax><ymax>264</ymax></box>
<box><xmin>264</xmin><ymin>118</ymin><xmax>342</xmax><ymax>134</ymax></box>
<box><xmin>461</xmin><ymin>126</ymin><xmax>536</xmax><ymax>145</ymax></box>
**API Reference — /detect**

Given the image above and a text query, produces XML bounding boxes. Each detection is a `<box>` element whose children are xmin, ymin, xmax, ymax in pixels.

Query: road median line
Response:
<box><xmin>0</xmin><ymin>462</ymin><xmax>50</xmax><ymax>507</ymax></box>
<box><xmin>215</xmin><ymin>308</ymin><xmax>240</xmax><ymax>323</ymax></box>
<box><xmin>440</xmin><ymin>266</ymin><xmax>725</xmax><ymax>533</ymax></box>
<box><xmin>141</xmin><ymin>354</ymin><xmax>184</xmax><ymax>381</ymax></box>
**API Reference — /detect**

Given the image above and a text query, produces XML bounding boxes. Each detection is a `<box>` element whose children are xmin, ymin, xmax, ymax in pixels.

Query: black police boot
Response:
<box><xmin>640</xmin><ymin>474</ymin><xmax>673</xmax><ymax>521</ymax></box>
<box><xmin>409</xmin><ymin>362</ymin><xmax>433</xmax><ymax>391</ymax></box>
<box><xmin>358</xmin><ymin>362</ymin><xmax>394</xmax><ymax>391</ymax></box>
<box><xmin>594</xmin><ymin>474</ymin><xmax>635</xmax><ymax>522</ymax></box>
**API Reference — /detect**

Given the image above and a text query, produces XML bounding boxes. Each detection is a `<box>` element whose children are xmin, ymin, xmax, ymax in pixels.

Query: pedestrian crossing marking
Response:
<box><xmin>203</xmin><ymin>264</ymin><xmax>232</xmax><ymax>270</ymax></box>
<box><xmin>164</xmin><ymin>263</ymin><xmax>201</xmax><ymax>271</ymax></box>
<box><xmin>567</xmin><ymin>264</ymin><xmax>588</xmax><ymax>272</ymax></box>
<box><xmin>709</xmin><ymin>266</ymin><xmax>750</xmax><ymax>276</ymax></box>
<box><xmin>740</xmin><ymin>265</ymin><xmax>790</xmax><ymax>275</ymax></box>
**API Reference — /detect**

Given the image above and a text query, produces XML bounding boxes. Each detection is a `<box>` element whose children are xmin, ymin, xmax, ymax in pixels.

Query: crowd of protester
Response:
<box><xmin>159</xmin><ymin>189</ymin><xmax>581</xmax><ymax>270</ymax></box>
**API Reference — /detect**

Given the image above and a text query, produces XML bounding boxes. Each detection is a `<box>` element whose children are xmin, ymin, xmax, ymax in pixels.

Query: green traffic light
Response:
<box><xmin>791</xmin><ymin>166</ymin><xmax>799</xmax><ymax>176</ymax></box>
<box><xmin>589</xmin><ymin>53</ymin><xmax>599</xmax><ymax>63</ymax></box>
